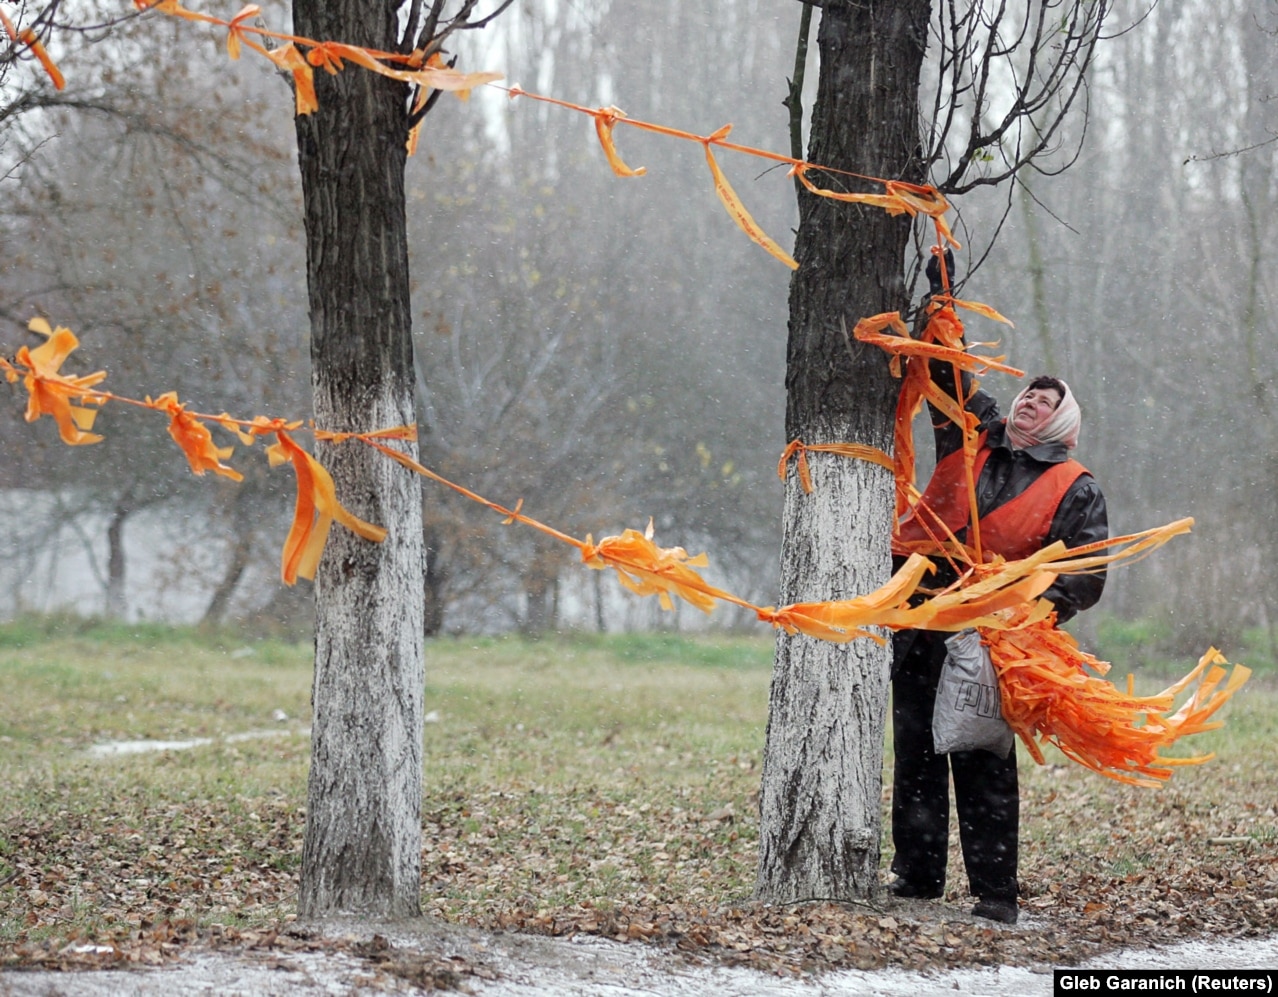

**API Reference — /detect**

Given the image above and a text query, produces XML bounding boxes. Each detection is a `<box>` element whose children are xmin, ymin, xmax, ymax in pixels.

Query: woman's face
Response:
<box><xmin>1011</xmin><ymin>387</ymin><xmax>1062</xmax><ymax>433</ymax></box>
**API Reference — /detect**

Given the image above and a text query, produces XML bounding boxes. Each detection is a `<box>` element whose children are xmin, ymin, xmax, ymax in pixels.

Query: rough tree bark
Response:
<box><xmin>755</xmin><ymin>0</ymin><xmax>930</xmax><ymax>903</ymax></box>
<box><xmin>293</xmin><ymin>0</ymin><xmax>426</xmax><ymax>918</ymax></box>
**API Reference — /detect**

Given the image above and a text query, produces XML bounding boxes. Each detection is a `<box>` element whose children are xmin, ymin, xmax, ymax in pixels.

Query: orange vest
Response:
<box><xmin>897</xmin><ymin>432</ymin><xmax>1089</xmax><ymax>562</ymax></box>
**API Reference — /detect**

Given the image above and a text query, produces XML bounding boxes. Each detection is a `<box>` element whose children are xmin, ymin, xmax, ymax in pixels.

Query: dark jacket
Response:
<box><xmin>926</xmin><ymin>385</ymin><xmax>1108</xmax><ymax>623</ymax></box>
<box><xmin>891</xmin><ymin>377</ymin><xmax>1108</xmax><ymax>673</ymax></box>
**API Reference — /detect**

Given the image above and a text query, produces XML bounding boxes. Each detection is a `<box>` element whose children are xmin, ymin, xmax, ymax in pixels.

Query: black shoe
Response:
<box><xmin>888</xmin><ymin>879</ymin><xmax>942</xmax><ymax>900</ymax></box>
<box><xmin>972</xmin><ymin>898</ymin><xmax>1019</xmax><ymax>924</ymax></box>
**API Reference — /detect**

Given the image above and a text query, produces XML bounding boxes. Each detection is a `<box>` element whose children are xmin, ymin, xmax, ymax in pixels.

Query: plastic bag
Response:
<box><xmin>932</xmin><ymin>628</ymin><xmax>1015</xmax><ymax>758</ymax></box>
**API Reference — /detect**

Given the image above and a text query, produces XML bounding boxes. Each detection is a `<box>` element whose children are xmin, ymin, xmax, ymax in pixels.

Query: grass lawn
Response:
<box><xmin>1</xmin><ymin>617</ymin><xmax>1274</xmax><ymax>975</ymax></box>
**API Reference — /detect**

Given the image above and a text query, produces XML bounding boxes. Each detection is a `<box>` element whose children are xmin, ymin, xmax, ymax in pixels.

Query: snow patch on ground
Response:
<box><xmin>86</xmin><ymin>728</ymin><xmax>306</xmax><ymax>758</ymax></box>
<box><xmin>3</xmin><ymin>925</ymin><xmax>1275</xmax><ymax>996</ymax></box>
<box><xmin>471</xmin><ymin>932</ymin><xmax>1278</xmax><ymax>997</ymax></box>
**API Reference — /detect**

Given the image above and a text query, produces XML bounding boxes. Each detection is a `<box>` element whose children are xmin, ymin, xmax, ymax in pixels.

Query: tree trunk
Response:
<box><xmin>755</xmin><ymin>0</ymin><xmax>929</xmax><ymax>904</ymax></box>
<box><xmin>104</xmin><ymin>499</ymin><xmax>131</xmax><ymax>620</ymax></box>
<box><xmin>593</xmin><ymin>570</ymin><xmax>607</xmax><ymax>633</ymax></box>
<box><xmin>521</xmin><ymin>574</ymin><xmax>555</xmax><ymax>636</ymax></box>
<box><xmin>202</xmin><ymin>529</ymin><xmax>253</xmax><ymax>627</ymax></box>
<box><xmin>293</xmin><ymin>0</ymin><xmax>425</xmax><ymax>919</ymax></box>
<box><xmin>520</xmin><ymin>545</ymin><xmax>560</xmax><ymax>635</ymax></box>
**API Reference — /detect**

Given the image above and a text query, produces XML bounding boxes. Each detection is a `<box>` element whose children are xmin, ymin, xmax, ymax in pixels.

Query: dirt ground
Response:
<box><xmin>3</xmin><ymin>902</ymin><xmax>1276</xmax><ymax>997</ymax></box>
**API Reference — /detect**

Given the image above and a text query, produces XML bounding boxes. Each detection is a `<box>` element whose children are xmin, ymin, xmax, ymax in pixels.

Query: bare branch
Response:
<box><xmin>410</xmin><ymin>0</ymin><xmax>451</xmax><ymax>56</ymax></box>
<box><xmin>400</xmin><ymin>0</ymin><xmax>514</xmax><ymax>131</ymax></box>
<box><xmin>409</xmin><ymin>0</ymin><xmax>515</xmax><ymax>59</ymax></box>
<box><xmin>1185</xmin><ymin>133</ymin><xmax>1278</xmax><ymax>167</ymax></box>
<box><xmin>923</xmin><ymin>0</ymin><xmax>1110</xmax><ymax>196</ymax></box>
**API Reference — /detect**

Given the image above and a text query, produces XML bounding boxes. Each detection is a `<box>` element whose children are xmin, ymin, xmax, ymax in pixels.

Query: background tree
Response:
<box><xmin>0</xmin><ymin>0</ymin><xmax>512</xmax><ymax>917</ymax></box>
<box><xmin>290</xmin><ymin>0</ymin><xmax>515</xmax><ymax>918</ymax></box>
<box><xmin>756</xmin><ymin>0</ymin><xmax>1109</xmax><ymax>903</ymax></box>
<box><xmin>402</xmin><ymin>0</ymin><xmax>793</xmax><ymax>634</ymax></box>
<box><xmin>0</xmin><ymin>0</ymin><xmax>307</xmax><ymax>622</ymax></box>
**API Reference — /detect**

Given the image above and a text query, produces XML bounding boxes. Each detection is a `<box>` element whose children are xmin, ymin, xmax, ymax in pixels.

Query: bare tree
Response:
<box><xmin>1</xmin><ymin>2</ymin><xmax>306</xmax><ymax>623</ymax></box>
<box><xmin>401</xmin><ymin>0</ymin><xmax>793</xmax><ymax>635</ymax></box>
<box><xmin>756</xmin><ymin>0</ymin><xmax>1112</xmax><ymax>903</ymax></box>
<box><xmin>291</xmin><ymin>0</ymin><xmax>513</xmax><ymax>919</ymax></box>
<box><xmin>4</xmin><ymin>0</ymin><xmax>514</xmax><ymax>916</ymax></box>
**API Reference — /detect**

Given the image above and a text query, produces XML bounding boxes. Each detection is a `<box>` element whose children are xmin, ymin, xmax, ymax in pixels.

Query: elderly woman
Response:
<box><xmin>888</xmin><ymin>323</ymin><xmax>1109</xmax><ymax>924</ymax></box>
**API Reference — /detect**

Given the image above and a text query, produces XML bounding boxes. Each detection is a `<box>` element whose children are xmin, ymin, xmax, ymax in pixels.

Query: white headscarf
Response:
<box><xmin>1004</xmin><ymin>378</ymin><xmax>1081</xmax><ymax>450</ymax></box>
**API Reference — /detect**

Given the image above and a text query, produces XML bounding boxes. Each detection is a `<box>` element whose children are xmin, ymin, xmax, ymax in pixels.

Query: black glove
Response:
<box><xmin>926</xmin><ymin>249</ymin><xmax>956</xmax><ymax>296</ymax></box>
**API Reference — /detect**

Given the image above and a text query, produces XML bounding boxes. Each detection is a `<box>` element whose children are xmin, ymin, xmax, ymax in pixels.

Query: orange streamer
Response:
<box><xmin>502</xmin><ymin>85</ymin><xmax>967</xmax><ymax>272</ymax></box>
<box><xmin>986</xmin><ymin>615</ymin><xmax>1251</xmax><ymax>787</ymax></box>
<box><xmin>0</xmin><ymin>10</ymin><xmax>65</xmax><ymax>90</ymax></box>
<box><xmin>702</xmin><ymin>129</ymin><xmax>798</xmax><ymax>269</ymax></box>
<box><xmin>3</xmin><ymin>320</ymin><xmax>1210</xmax><ymax>658</ymax></box>
<box><xmin>264</xmin><ymin>43</ymin><xmax>318</xmax><ymax>115</ymax></box>
<box><xmin>593</xmin><ymin>106</ymin><xmax>647</xmax><ymax>177</ymax></box>
<box><xmin>791</xmin><ymin>168</ymin><xmax>960</xmax><ymax>250</ymax></box>
<box><xmin>778</xmin><ymin>440</ymin><xmax>895</xmax><ymax>494</ymax></box>
<box><xmin>581</xmin><ymin>521</ymin><xmax>737</xmax><ymax>615</ymax></box>
<box><xmin>267</xmin><ymin>427</ymin><xmax>387</xmax><ymax>584</ymax></box>
<box><xmin>125</xmin><ymin>0</ymin><xmax>499</xmax><ymax>142</ymax></box>
<box><xmin>2</xmin><ymin>319</ymin><xmax>105</xmax><ymax>445</ymax></box>
<box><xmin>146</xmin><ymin>391</ymin><xmax>244</xmax><ymax>481</ymax></box>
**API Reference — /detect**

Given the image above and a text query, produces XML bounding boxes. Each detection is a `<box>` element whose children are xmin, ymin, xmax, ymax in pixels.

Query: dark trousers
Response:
<box><xmin>890</xmin><ymin>631</ymin><xmax>1019</xmax><ymax>901</ymax></box>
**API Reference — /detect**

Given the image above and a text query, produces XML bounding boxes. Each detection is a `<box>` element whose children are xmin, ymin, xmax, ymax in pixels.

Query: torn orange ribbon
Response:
<box><xmin>791</xmin><ymin>167</ymin><xmax>960</xmax><ymax>250</ymax></box>
<box><xmin>3</xmin><ymin>318</ymin><xmax>1202</xmax><ymax>661</ymax></box>
<box><xmin>581</xmin><ymin>520</ymin><xmax>737</xmax><ymax>614</ymax></box>
<box><xmin>759</xmin><ymin>554</ymin><xmax>938</xmax><ymax>644</ymax></box>
<box><xmin>594</xmin><ymin>105</ymin><xmax>647</xmax><ymax>177</ymax></box>
<box><xmin>505</xmin><ymin>87</ymin><xmax>808</xmax><ymax>270</ymax></box>
<box><xmin>763</xmin><ymin>520</ymin><xmax>1201</xmax><ymax>648</ymax></box>
<box><xmin>763</xmin><ymin>521</ymin><xmax>1195</xmax><ymax>648</ymax></box>
<box><xmin>576</xmin><ymin>523</ymin><xmax>1055</xmax><ymax>643</ymax></box>
<box><xmin>128</xmin><ymin>0</ymin><xmax>499</xmax><ymax>131</ymax></box>
<box><xmin>298</xmin><ymin>41</ymin><xmax>498</xmax><ymax>93</ymax></box>
<box><xmin>2</xmin><ymin>318</ymin><xmax>106</xmax><ymax>445</ymax></box>
<box><xmin>852</xmin><ymin>309</ymin><xmax>1019</xmax><ymax>379</ymax></box>
<box><xmin>986</xmin><ymin>615</ymin><xmax>1251</xmax><ymax>787</ymax></box>
<box><xmin>0</xmin><ymin>9</ymin><xmax>65</xmax><ymax>90</ymax></box>
<box><xmin>505</xmin><ymin>87</ymin><xmax>971</xmax><ymax>272</ymax></box>
<box><xmin>757</xmin><ymin>542</ymin><xmax>1057</xmax><ymax>645</ymax></box>
<box><xmin>266</xmin><ymin>428</ymin><xmax>387</xmax><ymax>583</ymax></box>
<box><xmin>223</xmin><ymin>2</ymin><xmax>258</xmax><ymax>60</ymax></box>
<box><xmin>777</xmin><ymin>439</ymin><xmax>895</xmax><ymax>494</ymax></box>
<box><xmin>264</xmin><ymin>43</ymin><xmax>319</xmax><ymax>115</ymax></box>
<box><xmin>702</xmin><ymin>125</ymin><xmax>797</xmax><ymax>270</ymax></box>
<box><xmin>146</xmin><ymin>391</ymin><xmax>243</xmax><ymax>481</ymax></box>
<box><xmin>406</xmin><ymin>53</ymin><xmax>469</xmax><ymax>155</ymax></box>
<box><xmin>846</xmin><ymin>306</ymin><xmax>1020</xmax><ymax>524</ymax></box>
